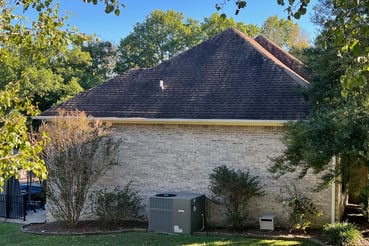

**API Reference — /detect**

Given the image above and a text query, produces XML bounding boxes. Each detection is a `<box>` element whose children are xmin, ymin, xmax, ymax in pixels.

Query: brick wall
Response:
<box><xmin>84</xmin><ymin>123</ymin><xmax>332</xmax><ymax>228</ymax></box>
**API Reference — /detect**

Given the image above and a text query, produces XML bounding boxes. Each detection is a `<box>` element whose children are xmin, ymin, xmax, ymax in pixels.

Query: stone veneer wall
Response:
<box><xmin>48</xmin><ymin>123</ymin><xmax>334</xmax><ymax>227</ymax></box>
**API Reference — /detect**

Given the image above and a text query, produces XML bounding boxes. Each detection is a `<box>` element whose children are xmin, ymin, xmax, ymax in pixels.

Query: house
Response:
<box><xmin>36</xmin><ymin>28</ymin><xmax>344</xmax><ymax>227</ymax></box>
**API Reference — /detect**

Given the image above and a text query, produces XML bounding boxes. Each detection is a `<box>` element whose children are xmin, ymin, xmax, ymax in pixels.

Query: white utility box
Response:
<box><xmin>259</xmin><ymin>214</ymin><xmax>276</xmax><ymax>231</ymax></box>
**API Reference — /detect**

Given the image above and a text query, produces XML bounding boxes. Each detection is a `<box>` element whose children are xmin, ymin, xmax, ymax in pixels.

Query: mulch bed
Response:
<box><xmin>22</xmin><ymin>219</ymin><xmax>369</xmax><ymax>245</ymax></box>
<box><xmin>22</xmin><ymin>220</ymin><xmax>148</xmax><ymax>235</ymax></box>
<box><xmin>23</xmin><ymin>220</ymin><xmax>328</xmax><ymax>244</ymax></box>
<box><xmin>22</xmin><ymin>207</ymin><xmax>369</xmax><ymax>246</ymax></box>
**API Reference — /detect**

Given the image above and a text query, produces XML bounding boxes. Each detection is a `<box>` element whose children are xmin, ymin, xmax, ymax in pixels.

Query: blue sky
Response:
<box><xmin>59</xmin><ymin>0</ymin><xmax>319</xmax><ymax>45</ymax></box>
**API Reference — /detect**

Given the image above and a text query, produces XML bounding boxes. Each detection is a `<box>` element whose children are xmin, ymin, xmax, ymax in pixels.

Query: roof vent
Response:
<box><xmin>160</xmin><ymin>80</ymin><xmax>165</xmax><ymax>90</ymax></box>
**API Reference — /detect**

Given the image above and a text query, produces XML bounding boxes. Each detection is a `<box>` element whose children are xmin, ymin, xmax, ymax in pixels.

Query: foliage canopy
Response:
<box><xmin>270</xmin><ymin>0</ymin><xmax>369</xmax><ymax>195</ymax></box>
<box><xmin>0</xmin><ymin>83</ymin><xmax>47</xmax><ymax>189</ymax></box>
<box><xmin>262</xmin><ymin>15</ymin><xmax>309</xmax><ymax>50</ymax></box>
<box><xmin>115</xmin><ymin>10</ymin><xmax>308</xmax><ymax>73</ymax></box>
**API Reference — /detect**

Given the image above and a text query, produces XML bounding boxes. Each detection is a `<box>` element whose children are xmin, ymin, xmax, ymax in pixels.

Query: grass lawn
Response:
<box><xmin>0</xmin><ymin>222</ymin><xmax>320</xmax><ymax>246</ymax></box>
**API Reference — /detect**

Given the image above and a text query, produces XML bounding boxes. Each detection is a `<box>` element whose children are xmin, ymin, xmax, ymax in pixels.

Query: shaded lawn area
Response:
<box><xmin>0</xmin><ymin>222</ymin><xmax>320</xmax><ymax>246</ymax></box>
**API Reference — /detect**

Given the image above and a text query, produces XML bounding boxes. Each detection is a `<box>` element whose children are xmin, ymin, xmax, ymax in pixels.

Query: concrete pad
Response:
<box><xmin>0</xmin><ymin>209</ymin><xmax>46</xmax><ymax>225</ymax></box>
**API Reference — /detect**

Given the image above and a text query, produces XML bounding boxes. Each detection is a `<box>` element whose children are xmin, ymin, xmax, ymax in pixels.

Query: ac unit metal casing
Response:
<box><xmin>149</xmin><ymin>192</ymin><xmax>206</xmax><ymax>234</ymax></box>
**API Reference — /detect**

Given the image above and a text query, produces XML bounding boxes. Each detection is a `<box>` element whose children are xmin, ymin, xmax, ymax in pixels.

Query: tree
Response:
<box><xmin>201</xmin><ymin>13</ymin><xmax>261</xmax><ymax>39</ymax></box>
<box><xmin>269</xmin><ymin>3</ymin><xmax>369</xmax><ymax>194</ymax></box>
<box><xmin>0</xmin><ymin>82</ymin><xmax>47</xmax><ymax>190</ymax></box>
<box><xmin>80</xmin><ymin>41</ymin><xmax>118</xmax><ymax>90</ymax></box>
<box><xmin>271</xmin><ymin>51</ymin><xmax>366</xmax><ymax>177</ymax></box>
<box><xmin>310</xmin><ymin>0</ymin><xmax>369</xmax><ymax>94</ymax></box>
<box><xmin>262</xmin><ymin>15</ymin><xmax>309</xmax><ymax>50</ymax></box>
<box><xmin>115</xmin><ymin>10</ymin><xmax>202</xmax><ymax>74</ymax></box>
<box><xmin>0</xmin><ymin>0</ymin><xmax>93</xmax><ymax>188</ymax></box>
<box><xmin>0</xmin><ymin>1</ymin><xmax>91</xmax><ymax>111</ymax></box>
<box><xmin>115</xmin><ymin>11</ymin><xmax>263</xmax><ymax>74</ymax></box>
<box><xmin>39</xmin><ymin>110</ymin><xmax>121</xmax><ymax>225</ymax></box>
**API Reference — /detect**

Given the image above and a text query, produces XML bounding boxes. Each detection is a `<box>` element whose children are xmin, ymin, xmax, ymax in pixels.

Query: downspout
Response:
<box><xmin>331</xmin><ymin>155</ymin><xmax>336</xmax><ymax>224</ymax></box>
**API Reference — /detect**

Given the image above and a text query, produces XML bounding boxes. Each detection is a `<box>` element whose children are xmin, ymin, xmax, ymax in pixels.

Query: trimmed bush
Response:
<box><xmin>323</xmin><ymin>222</ymin><xmax>362</xmax><ymax>246</ymax></box>
<box><xmin>209</xmin><ymin>165</ymin><xmax>264</xmax><ymax>230</ymax></box>
<box><xmin>90</xmin><ymin>182</ymin><xmax>143</xmax><ymax>223</ymax></box>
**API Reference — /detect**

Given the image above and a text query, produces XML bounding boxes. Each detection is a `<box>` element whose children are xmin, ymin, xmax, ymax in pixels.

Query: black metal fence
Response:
<box><xmin>0</xmin><ymin>194</ymin><xmax>24</xmax><ymax>220</ymax></box>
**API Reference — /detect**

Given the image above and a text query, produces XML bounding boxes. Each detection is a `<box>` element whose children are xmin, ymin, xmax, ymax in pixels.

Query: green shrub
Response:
<box><xmin>280</xmin><ymin>184</ymin><xmax>321</xmax><ymax>232</ymax></box>
<box><xmin>209</xmin><ymin>165</ymin><xmax>264</xmax><ymax>230</ymax></box>
<box><xmin>90</xmin><ymin>182</ymin><xmax>143</xmax><ymax>223</ymax></box>
<box><xmin>323</xmin><ymin>222</ymin><xmax>362</xmax><ymax>246</ymax></box>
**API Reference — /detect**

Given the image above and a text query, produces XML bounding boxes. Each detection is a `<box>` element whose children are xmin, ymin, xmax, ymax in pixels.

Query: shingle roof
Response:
<box><xmin>40</xmin><ymin>28</ymin><xmax>309</xmax><ymax>121</ymax></box>
<box><xmin>254</xmin><ymin>35</ymin><xmax>310</xmax><ymax>80</ymax></box>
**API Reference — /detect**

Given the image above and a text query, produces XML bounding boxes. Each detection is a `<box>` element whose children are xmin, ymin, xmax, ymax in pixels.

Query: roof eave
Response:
<box><xmin>33</xmin><ymin>116</ymin><xmax>297</xmax><ymax>127</ymax></box>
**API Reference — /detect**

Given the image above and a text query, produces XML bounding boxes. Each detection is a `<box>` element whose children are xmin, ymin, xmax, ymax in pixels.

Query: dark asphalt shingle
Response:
<box><xmin>40</xmin><ymin>28</ymin><xmax>310</xmax><ymax>121</ymax></box>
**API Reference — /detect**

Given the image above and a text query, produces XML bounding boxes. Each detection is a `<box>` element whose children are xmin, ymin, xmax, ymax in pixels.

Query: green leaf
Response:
<box><xmin>299</xmin><ymin>7</ymin><xmax>307</xmax><ymax>15</ymax></box>
<box><xmin>236</xmin><ymin>1</ymin><xmax>247</xmax><ymax>9</ymax></box>
<box><xmin>105</xmin><ymin>5</ymin><xmax>114</xmax><ymax>13</ymax></box>
<box><xmin>350</xmin><ymin>41</ymin><xmax>362</xmax><ymax>57</ymax></box>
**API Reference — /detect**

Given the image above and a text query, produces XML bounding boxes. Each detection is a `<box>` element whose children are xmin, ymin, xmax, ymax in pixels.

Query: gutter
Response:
<box><xmin>33</xmin><ymin>116</ymin><xmax>291</xmax><ymax>127</ymax></box>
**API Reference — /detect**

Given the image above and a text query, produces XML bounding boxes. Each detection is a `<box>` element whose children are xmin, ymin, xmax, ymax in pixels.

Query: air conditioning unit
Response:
<box><xmin>149</xmin><ymin>192</ymin><xmax>206</xmax><ymax>234</ymax></box>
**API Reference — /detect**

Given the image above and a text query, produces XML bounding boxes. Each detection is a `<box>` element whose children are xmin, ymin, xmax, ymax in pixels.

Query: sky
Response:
<box><xmin>58</xmin><ymin>0</ymin><xmax>319</xmax><ymax>45</ymax></box>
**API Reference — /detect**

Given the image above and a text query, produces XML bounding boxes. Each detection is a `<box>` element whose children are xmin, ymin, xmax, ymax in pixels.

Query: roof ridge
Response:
<box><xmin>210</xmin><ymin>29</ymin><xmax>309</xmax><ymax>87</ymax></box>
<box><xmin>255</xmin><ymin>35</ymin><xmax>303</xmax><ymax>64</ymax></box>
<box><xmin>155</xmin><ymin>28</ymin><xmax>237</xmax><ymax>68</ymax></box>
<box><xmin>254</xmin><ymin>35</ymin><xmax>310</xmax><ymax>81</ymax></box>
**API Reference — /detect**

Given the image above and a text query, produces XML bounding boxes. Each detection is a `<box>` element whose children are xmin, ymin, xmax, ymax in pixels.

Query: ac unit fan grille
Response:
<box><xmin>149</xmin><ymin>209</ymin><xmax>172</xmax><ymax>232</ymax></box>
<box><xmin>149</xmin><ymin>197</ymin><xmax>173</xmax><ymax>210</ymax></box>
